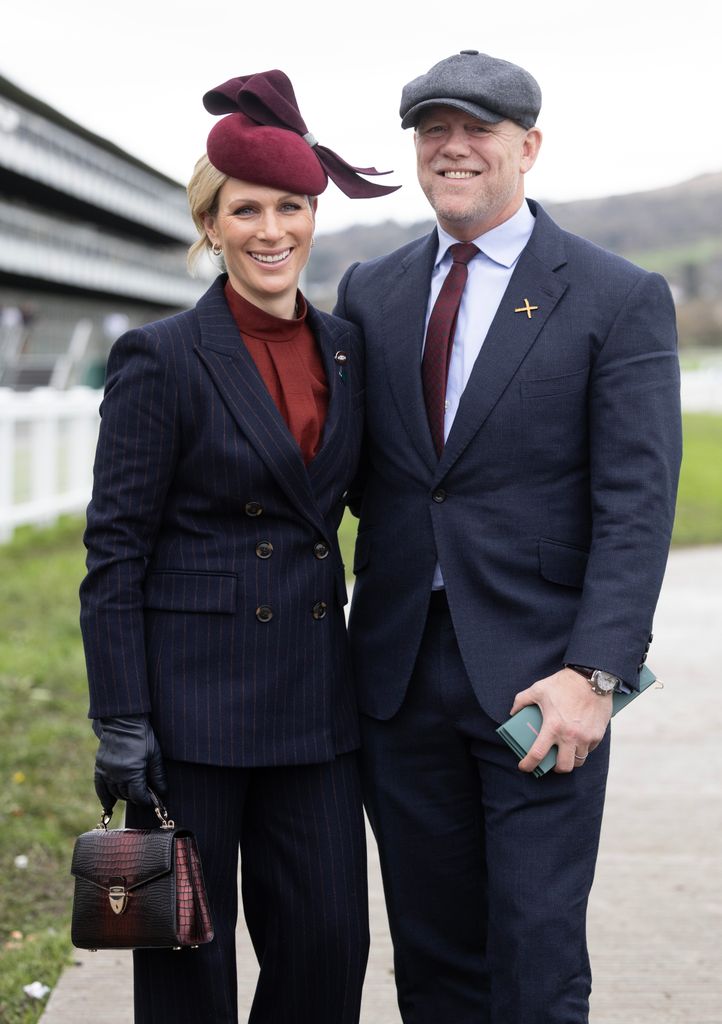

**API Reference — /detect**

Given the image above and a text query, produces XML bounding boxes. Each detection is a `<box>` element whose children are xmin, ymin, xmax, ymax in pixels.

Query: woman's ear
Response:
<box><xmin>201</xmin><ymin>211</ymin><xmax>217</xmax><ymax>246</ymax></box>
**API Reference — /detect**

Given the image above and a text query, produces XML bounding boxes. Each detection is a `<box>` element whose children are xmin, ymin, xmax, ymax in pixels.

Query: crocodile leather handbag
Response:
<box><xmin>70</xmin><ymin>796</ymin><xmax>214</xmax><ymax>950</ymax></box>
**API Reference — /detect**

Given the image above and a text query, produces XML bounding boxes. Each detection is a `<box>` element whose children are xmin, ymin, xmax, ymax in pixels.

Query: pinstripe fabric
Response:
<box><xmin>80</xmin><ymin>275</ymin><xmax>364</xmax><ymax>767</ymax></box>
<box><xmin>126</xmin><ymin>755</ymin><xmax>369</xmax><ymax>1024</ymax></box>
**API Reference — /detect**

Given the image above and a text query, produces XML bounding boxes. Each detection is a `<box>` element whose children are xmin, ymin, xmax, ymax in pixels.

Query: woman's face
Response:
<box><xmin>202</xmin><ymin>178</ymin><xmax>316</xmax><ymax>316</ymax></box>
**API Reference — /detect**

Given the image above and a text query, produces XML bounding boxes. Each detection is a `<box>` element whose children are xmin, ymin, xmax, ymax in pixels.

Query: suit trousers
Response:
<box><xmin>361</xmin><ymin>592</ymin><xmax>610</xmax><ymax>1024</ymax></box>
<box><xmin>125</xmin><ymin>753</ymin><xmax>369</xmax><ymax>1024</ymax></box>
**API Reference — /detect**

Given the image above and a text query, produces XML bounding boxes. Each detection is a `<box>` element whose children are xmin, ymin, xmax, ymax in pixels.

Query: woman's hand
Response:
<box><xmin>93</xmin><ymin>714</ymin><xmax>168</xmax><ymax>810</ymax></box>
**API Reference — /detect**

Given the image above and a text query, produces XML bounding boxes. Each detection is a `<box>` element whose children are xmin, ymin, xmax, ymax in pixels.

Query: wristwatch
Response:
<box><xmin>566</xmin><ymin>664</ymin><xmax>620</xmax><ymax>696</ymax></box>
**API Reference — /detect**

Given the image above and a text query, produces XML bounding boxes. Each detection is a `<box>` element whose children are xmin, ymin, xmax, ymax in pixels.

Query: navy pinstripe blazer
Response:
<box><xmin>80</xmin><ymin>275</ymin><xmax>364</xmax><ymax>767</ymax></box>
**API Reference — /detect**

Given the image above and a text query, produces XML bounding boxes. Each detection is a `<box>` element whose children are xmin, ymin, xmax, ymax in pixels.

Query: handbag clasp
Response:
<box><xmin>108</xmin><ymin>884</ymin><xmax>128</xmax><ymax>915</ymax></box>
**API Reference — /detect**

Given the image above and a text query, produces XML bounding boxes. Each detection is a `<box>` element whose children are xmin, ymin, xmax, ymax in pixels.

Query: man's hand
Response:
<box><xmin>94</xmin><ymin>714</ymin><xmax>168</xmax><ymax>810</ymax></box>
<box><xmin>510</xmin><ymin>668</ymin><xmax>613</xmax><ymax>773</ymax></box>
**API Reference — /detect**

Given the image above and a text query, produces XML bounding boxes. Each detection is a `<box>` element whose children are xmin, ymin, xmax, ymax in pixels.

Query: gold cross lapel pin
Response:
<box><xmin>514</xmin><ymin>298</ymin><xmax>539</xmax><ymax>319</ymax></box>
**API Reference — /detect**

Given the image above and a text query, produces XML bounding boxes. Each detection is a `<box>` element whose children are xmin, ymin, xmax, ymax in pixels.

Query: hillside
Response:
<box><xmin>308</xmin><ymin>171</ymin><xmax>722</xmax><ymax>345</ymax></box>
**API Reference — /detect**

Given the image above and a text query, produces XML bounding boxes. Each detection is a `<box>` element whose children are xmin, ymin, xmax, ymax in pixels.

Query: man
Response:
<box><xmin>335</xmin><ymin>50</ymin><xmax>681</xmax><ymax>1023</ymax></box>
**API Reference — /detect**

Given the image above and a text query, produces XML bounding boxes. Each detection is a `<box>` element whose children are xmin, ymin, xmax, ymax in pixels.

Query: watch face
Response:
<box><xmin>592</xmin><ymin>670</ymin><xmax>618</xmax><ymax>693</ymax></box>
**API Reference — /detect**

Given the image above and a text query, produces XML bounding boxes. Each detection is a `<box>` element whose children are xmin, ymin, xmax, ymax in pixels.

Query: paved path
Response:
<box><xmin>40</xmin><ymin>547</ymin><xmax>722</xmax><ymax>1023</ymax></box>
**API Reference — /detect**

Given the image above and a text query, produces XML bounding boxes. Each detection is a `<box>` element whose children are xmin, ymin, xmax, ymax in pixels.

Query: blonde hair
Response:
<box><xmin>186</xmin><ymin>154</ymin><xmax>228</xmax><ymax>273</ymax></box>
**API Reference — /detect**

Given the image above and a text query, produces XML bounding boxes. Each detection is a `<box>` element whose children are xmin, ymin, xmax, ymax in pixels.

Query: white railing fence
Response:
<box><xmin>0</xmin><ymin>387</ymin><xmax>101</xmax><ymax>543</ymax></box>
<box><xmin>681</xmin><ymin>367</ymin><xmax>722</xmax><ymax>412</ymax></box>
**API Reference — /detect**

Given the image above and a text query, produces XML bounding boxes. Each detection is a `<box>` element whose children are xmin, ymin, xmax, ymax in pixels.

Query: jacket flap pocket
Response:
<box><xmin>71</xmin><ymin>828</ymin><xmax>174</xmax><ymax>890</ymax></box>
<box><xmin>538</xmin><ymin>538</ymin><xmax>589</xmax><ymax>589</ymax></box>
<box><xmin>144</xmin><ymin>571</ymin><xmax>237</xmax><ymax>613</ymax></box>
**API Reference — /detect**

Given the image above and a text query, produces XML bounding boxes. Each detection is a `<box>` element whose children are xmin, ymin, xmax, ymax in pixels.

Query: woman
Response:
<box><xmin>79</xmin><ymin>69</ymin><xmax>398</xmax><ymax>1024</ymax></box>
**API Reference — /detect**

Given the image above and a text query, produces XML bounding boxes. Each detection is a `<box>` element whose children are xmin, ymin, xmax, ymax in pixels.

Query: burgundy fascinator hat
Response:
<box><xmin>203</xmin><ymin>69</ymin><xmax>399</xmax><ymax>199</ymax></box>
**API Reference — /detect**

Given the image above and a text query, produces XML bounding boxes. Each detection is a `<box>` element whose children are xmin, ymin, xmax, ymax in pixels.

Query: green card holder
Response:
<box><xmin>496</xmin><ymin>664</ymin><xmax>658</xmax><ymax>778</ymax></box>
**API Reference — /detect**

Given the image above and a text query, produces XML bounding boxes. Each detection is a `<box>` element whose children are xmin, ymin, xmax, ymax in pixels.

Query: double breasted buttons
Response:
<box><xmin>432</xmin><ymin>488</ymin><xmax>447</xmax><ymax>503</ymax></box>
<box><xmin>313</xmin><ymin>541</ymin><xmax>329</xmax><ymax>560</ymax></box>
<box><xmin>245</xmin><ymin>501</ymin><xmax>263</xmax><ymax>517</ymax></box>
<box><xmin>256</xmin><ymin>605</ymin><xmax>273</xmax><ymax>623</ymax></box>
<box><xmin>311</xmin><ymin>601</ymin><xmax>327</xmax><ymax>620</ymax></box>
<box><xmin>256</xmin><ymin>541</ymin><xmax>273</xmax><ymax>559</ymax></box>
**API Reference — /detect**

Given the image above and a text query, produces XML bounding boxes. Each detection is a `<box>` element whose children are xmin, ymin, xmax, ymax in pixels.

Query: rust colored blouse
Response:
<box><xmin>224</xmin><ymin>280</ymin><xmax>329</xmax><ymax>465</ymax></box>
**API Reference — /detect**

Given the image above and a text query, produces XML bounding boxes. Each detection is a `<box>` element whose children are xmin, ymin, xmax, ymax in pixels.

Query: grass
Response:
<box><xmin>0</xmin><ymin>412</ymin><xmax>719</xmax><ymax>1019</ymax></box>
<box><xmin>0</xmin><ymin>518</ymin><xmax>97</xmax><ymax>1024</ymax></box>
<box><xmin>673</xmin><ymin>413</ymin><xmax>722</xmax><ymax>545</ymax></box>
<box><xmin>625</xmin><ymin>236</ymin><xmax>722</xmax><ymax>276</ymax></box>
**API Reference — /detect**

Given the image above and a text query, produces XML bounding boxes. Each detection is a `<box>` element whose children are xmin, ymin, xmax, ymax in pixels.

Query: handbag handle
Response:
<box><xmin>95</xmin><ymin>789</ymin><xmax>175</xmax><ymax>831</ymax></box>
<box><xmin>149</xmin><ymin>789</ymin><xmax>175</xmax><ymax>830</ymax></box>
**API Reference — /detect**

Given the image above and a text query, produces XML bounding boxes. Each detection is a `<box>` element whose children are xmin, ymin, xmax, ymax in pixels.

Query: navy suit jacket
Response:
<box><xmin>80</xmin><ymin>275</ymin><xmax>364</xmax><ymax>767</ymax></box>
<box><xmin>335</xmin><ymin>201</ymin><xmax>682</xmax><ymax>723</ymax></box>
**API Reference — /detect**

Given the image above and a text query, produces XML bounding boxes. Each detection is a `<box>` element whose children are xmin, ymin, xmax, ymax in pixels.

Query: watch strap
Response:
<box><xmin>566</xmin><ymin>664</ymin><xmax>619</xmax><ymax>695</ymax></box>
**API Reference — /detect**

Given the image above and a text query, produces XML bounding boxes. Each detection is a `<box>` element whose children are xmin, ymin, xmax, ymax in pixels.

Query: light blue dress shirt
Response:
<box><xmin>425</xmin><ymin>200</ymin><xmax>536</xmax><ymax>589</ymax></box>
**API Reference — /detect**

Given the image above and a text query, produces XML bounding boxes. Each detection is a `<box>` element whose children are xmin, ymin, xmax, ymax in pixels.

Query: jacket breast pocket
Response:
<box><xmin>143</xmin><ymin>570</ymin><xmax>237</xmax><ymax>613</ymax></box>
<box><xmin>520</xmin><ymin>366</ymin><xmax>589</xmax><ymax>399</ymax></box>
<box><xmin>538</xmin><ymin>538</ymin><xmax>589</xmax><ymax>589</ymax></box>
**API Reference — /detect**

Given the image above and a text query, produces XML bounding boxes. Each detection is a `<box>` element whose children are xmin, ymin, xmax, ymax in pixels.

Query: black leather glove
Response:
<box><xmin>93</xmin><ymin>714</ymin><xmax>168</xmax><ymax>811</ymax></box>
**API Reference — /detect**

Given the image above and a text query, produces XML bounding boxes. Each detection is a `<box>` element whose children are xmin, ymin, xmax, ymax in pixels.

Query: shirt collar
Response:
<box><xmin>434</xmin><ymin>199</ymin><xmax>536</xmax><ymax>270</ymax></box>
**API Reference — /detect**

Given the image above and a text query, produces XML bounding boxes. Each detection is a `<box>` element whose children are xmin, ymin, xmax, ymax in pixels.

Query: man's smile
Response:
<box><xmin>440</xmin><ymin>170</ymin><xmax>480</xmax><ymax>179</ymax></box>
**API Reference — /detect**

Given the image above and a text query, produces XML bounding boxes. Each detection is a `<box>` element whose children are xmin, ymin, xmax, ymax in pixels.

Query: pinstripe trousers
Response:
<box><xmin>126</xmin><ymin>754</ymin><xmax>369</xmax><ymax>1023</ymax></box>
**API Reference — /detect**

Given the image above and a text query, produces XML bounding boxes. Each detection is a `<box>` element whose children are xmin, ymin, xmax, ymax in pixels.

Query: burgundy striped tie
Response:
<box><xmin>422</xmin><ymin>242</ymin><xmax>479</xmax><ymax>456</ymax></box>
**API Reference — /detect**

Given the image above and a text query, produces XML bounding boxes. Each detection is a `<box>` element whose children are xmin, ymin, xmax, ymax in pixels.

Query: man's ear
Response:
<box><xmin>520</xmin><ymin>128</ymin><xmax>543</xmax><ymax>174</ymax></box>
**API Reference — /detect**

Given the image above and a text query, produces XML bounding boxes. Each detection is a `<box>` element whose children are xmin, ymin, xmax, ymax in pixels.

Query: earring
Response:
<box><xmin>310</xmin><ymin>237</ymin><xmax>315</xmax><ymax>248</ymax></box>
<box><xmin>211</xmin><ymin>243</ymin><xmax>223</xmax><ymax>256</ymax></box>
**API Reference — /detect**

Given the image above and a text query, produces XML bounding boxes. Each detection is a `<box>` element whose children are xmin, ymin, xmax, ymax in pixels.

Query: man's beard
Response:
<box><xmin>422</xmin><ymin>175</ymin><xmax>519</xmax><ymax>230</ymax></box>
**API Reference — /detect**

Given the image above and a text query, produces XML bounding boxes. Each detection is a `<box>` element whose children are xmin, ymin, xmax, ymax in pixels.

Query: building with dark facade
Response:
<box><xmin>0</xmin><ymin>73</ymin><xmax>208</xmax><ymax>389</ymax></box>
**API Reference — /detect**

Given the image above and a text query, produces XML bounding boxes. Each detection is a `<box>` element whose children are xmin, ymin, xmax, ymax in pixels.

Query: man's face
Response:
<box><xmin>414</xmin><ymin>106</ymin><xmax>542</xmax><ymax>240</ymax></box>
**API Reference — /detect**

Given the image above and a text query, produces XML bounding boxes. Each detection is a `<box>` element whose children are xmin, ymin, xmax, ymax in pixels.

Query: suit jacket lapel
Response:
<box><xmin>305</xmin><ymin>305</ymin><xmax>352</xmax><ymax>489</ymax></box>
<box><xmin>193</xmin><ymin>278</ymin><xmax>330</xmax><ymax>538</ymax></box>
<box><xmin>436</xmin><ymin>206</ymin><xmax>569</xmax><ymax>481</ymax></box>
<box><xmin>381</xmin><ymin>231</ymin><xmax>439</xmax><ymax>472</ymax></box>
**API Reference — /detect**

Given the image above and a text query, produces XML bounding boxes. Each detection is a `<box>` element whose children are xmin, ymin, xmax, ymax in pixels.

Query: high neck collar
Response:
<box><xmin>224</xmin><ymin>279</ymin><xmax>308</xmax><ymax>342</ymax></box>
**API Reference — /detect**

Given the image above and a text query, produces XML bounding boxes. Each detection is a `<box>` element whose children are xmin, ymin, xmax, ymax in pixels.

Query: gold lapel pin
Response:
<box><xmin>514</xmin><ymin>298</ymin><xmax>539</xmax><ymax>319</ymax></box>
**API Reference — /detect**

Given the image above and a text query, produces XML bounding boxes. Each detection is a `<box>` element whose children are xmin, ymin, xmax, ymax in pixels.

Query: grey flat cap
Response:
<box><xmin>400</xmin><ymin>49</ymin><xmax>541</xmax><ymax>130</ymax></box>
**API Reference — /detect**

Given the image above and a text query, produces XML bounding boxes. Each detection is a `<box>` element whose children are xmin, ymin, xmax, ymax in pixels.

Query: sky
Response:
<box><xmin>2</xmin><ymin>0</ymin><xmax>718</xmax><ymax>236</ymax></box>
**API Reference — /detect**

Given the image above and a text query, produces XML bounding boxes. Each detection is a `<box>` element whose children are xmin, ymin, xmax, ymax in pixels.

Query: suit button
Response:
<box><xmin>311</xmin><ymin>601</ymin><xmax>327</xmax><ymax>620</ymax></box>
<box><xmin>432</xmin><ymin>488</ymin><xmax>447</xmax><ymax>503</ymax></box>
<box><xmin>256</xmin><ymin>541</ymin><xmax>273</xmax><ymax>559</ymax></box>
<box><xmin>313</xmin><ymin>541</ymin><xmax>329</xmax><ymax>559</ymax></box>
<box><xmin>256</xmin><ymin>605</ymin><xmax>273</xmax><ymax>623</ymax></box>
<box><xmin>245</xmin><ymin>501</ymin><xmax>263</xmax><ymax>517</ymax></box>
